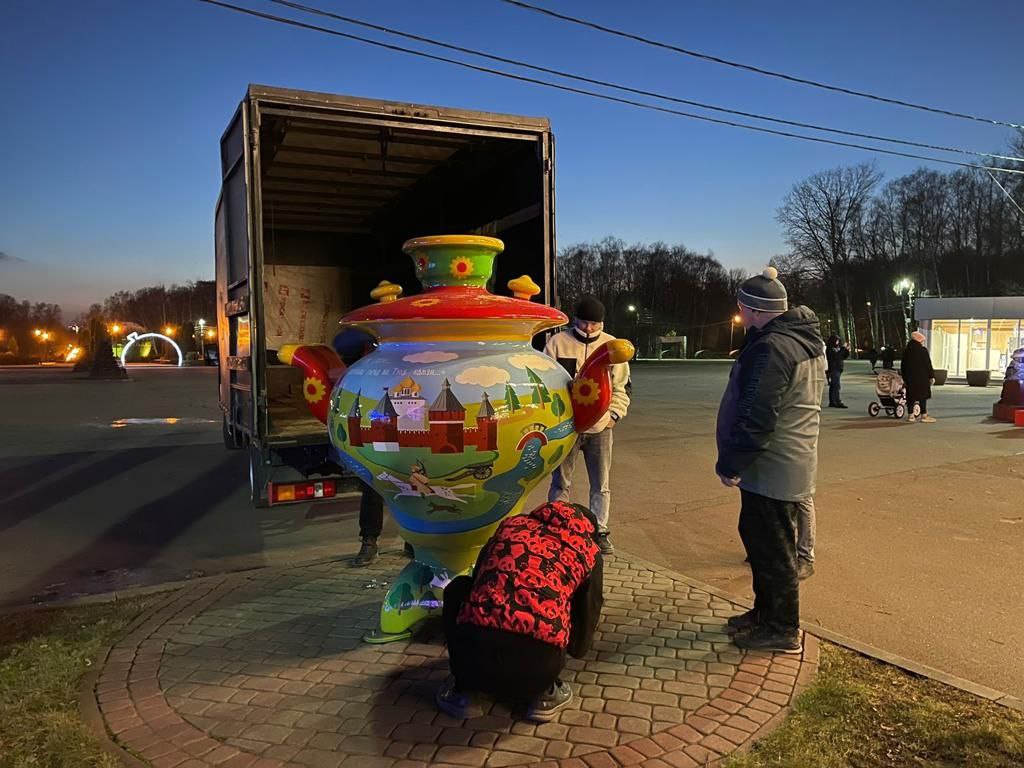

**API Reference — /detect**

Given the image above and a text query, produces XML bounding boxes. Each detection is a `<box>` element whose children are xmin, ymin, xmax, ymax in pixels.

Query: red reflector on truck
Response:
<box><xmin>270</xmin><ymin>480</ymin><xmax>337</xmax><ymax>504</ymax></box>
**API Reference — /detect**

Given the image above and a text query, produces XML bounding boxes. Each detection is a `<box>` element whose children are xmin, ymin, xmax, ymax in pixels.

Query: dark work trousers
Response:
<box><xmin>359</xmin><ymin>482</ymin><xmax>383</xmax><ymax>539</ymax></box>
<box><xmin>738</xmin><ymin>490</ymin><xmax>800</xmax><ymax>635</ymax></box>
<box><xmin>442</xmin><ymin>576</ymin><xmax>564</xmax><ymax>702</ymax></box>
<box><xmin>827</xmin><ymin>372</ymin><xmax>842</xmax><ymax>405</ymax></box>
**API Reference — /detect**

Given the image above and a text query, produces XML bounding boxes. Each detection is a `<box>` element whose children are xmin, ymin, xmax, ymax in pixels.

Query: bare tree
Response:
<box><xmin>776</xmin><ymin>163</ymin><xmax>882</xmax><ymax>345</ymax></box>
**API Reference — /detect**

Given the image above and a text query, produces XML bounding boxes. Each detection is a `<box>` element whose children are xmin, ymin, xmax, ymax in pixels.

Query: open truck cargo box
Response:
<box><xmin>214</xmin><ymin>85</ymin><xmax>557</xmax><ymax>506</ymax></box>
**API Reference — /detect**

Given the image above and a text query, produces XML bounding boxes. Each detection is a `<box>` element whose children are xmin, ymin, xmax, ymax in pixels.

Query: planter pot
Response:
<box><xmin>932</xmin><ymin>369</ymin><xmax>948</xmax><ymax>386</ymax></box>
<box><xmin>966</xmin><ymin>369</ymin><xmax>991</xmax><ymax>387</ymax></box>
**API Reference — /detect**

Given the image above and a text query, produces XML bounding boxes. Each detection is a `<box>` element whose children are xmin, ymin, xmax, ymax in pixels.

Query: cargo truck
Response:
<box><xmin>214</xmin><ymin>85</ymin><xmax>557</xmax><ymax>506</ymax></box>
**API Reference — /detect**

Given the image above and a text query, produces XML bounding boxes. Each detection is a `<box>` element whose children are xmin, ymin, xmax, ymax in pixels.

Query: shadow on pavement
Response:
<box><xmin>833</xmin><ymin>419</ymin><xmax>906</xmax><ymax>430</ymax></box>
<box><xmin>9</xmin><ymin>450</ymin><xmax>248</xmax><ymax>605</ymax></box>
<box><xmin>0</xmin><ymin>447</ymin><xmax>179</xmax><ymax>533</ymax></box>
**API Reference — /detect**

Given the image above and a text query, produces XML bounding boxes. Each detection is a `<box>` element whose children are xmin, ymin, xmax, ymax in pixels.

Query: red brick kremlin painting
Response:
<box><xmin>348</xmin><ymin>377</ymin><xmax>498</xmax><ymax>454</ymax></box>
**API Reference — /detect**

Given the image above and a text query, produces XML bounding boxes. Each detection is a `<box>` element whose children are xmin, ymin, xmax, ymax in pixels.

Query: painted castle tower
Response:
<box><xmin>347</xmin><ymin>378</ymin><xmax>498</xmax><ymax>454</ymax></box>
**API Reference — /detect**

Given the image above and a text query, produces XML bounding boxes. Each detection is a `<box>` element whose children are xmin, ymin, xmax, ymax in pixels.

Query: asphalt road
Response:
<box><xmin>1</xmin><ymin>362</ymin><xmax>1022</xmax><ymax>698</ymax></box>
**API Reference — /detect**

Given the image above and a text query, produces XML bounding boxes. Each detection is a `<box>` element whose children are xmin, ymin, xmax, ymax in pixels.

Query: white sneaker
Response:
<box><xmin>921</xmin><ymin>414</ymin><xmax>936</xmax><ymax>423</ymax></box>
<box><xmin>907</xmin><ymin>415</ymin><xmax>918</xmax><ymax>423</ymax></box>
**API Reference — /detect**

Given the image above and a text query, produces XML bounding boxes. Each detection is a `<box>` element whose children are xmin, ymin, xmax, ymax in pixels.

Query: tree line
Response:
<box><xmin>775</xmin><ymin>133</ymin><xmax>1024</xmax><ymax>350</ymax></box>
<box><xmin>555</xmin><ymin>237</ymin><xmax>746</xmax><ymax>357</ymax></box>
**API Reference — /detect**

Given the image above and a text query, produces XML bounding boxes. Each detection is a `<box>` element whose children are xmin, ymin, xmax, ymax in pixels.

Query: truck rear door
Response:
<box><xmin>215</xmin><ymin>103</ymin><xmax>257</xmax><ymax>445</ymax></box>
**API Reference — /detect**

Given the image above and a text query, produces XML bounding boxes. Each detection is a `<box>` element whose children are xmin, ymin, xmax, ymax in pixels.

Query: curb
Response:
<box><xmin>623</xmin><ymin>552</ymin><xmax>1024</xmax><ymax>713</ymax></box>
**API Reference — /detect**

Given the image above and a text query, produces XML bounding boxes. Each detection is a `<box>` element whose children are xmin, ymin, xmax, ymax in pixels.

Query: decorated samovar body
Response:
<box><xmin>282</xmin><ymin>235</ymin><xmax>632</xmax><ymax>642</ymax></box>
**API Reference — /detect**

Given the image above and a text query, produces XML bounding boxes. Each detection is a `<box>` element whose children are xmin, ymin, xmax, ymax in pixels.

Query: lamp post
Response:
<box><xmin>626</xmin><ymin>304</ymin><xmax>639</xmax><ymax>357</ymax></box>
<box><xmin>197</xmin><ymin>319</ymin><xmax>206</xmax><ymax>359</ymax></box>
<box><xmin>730</xmin><ymin>314</ymin><xmax>741</xmax><ymax>352</ymax></box>
<box><xmin>892</xmin><ymin>278</ymin><xmax>915</xmax><ymax>342</ymax></box>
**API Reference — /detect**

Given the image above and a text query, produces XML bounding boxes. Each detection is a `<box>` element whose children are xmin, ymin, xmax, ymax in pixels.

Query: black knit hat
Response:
<box><xmin>738</xmin><ymin>267</ymin><xmax>788</xmax><ymax>312</ymax></box>
<box><xmin>574</xmin><ymin>295</ymin><xmax>605</xmax><ymax>323</ymax></box>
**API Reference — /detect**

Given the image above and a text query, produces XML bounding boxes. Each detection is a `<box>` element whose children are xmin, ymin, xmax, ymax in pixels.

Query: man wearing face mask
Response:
<box><xmin>545</xmin><ymin>295</ymin><xmax>631</xmax><ymax>555</ymax></box>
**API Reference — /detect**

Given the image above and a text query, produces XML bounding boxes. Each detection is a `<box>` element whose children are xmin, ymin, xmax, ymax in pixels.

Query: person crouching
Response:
<box><xmin>436</xmin><ymin>501</ymin><xmax>604</xmax><ymax>722</ymax></box>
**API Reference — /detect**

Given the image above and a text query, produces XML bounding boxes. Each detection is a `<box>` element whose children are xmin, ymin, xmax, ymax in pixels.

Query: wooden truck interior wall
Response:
<box><xmin>259</xmin><ymin>112</ymin><xmax>546</xmax><ymax>438</ymax></box>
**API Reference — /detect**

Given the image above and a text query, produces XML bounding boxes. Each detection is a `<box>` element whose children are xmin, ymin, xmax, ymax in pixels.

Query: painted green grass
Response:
<box><xmin>0</xmin><ymin>596</ymin><xmax>156</xmax><ymax>768</ymax></box>
<box><xmin>726</xmin><ymin>643</ymin><xmax>1024</xmax><ymax>768</ymax></box>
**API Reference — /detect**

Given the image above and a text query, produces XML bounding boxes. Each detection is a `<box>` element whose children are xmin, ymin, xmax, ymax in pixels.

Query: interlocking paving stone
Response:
<box><xmin>92</xmin><ymin>553</ymin><xmax>818</xmax><ymax>767</ymax></box>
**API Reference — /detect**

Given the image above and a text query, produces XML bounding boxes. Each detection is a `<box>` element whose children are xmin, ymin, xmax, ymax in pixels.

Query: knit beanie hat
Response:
<box><xmin>738</xmin><ymin>267</ymin><xmax>788</xmax><ymax>312</ymax></box>
<box><xmin>574</xmin><ymin>295</ymin><xmax>605</xmax><ymax>323</ymax></box>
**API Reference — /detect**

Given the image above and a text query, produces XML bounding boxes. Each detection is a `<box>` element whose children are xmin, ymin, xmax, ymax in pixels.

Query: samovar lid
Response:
<box><xmin>341</xmin><ymin>235</ymin><xmax>567</xmax><ymax>341</ymax></box>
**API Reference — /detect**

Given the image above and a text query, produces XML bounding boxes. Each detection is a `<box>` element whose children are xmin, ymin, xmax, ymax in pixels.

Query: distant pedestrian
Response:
<box><xmin>867</xmin><ymin>344</ymin><xmax>878</xmax><ymax>371</ymax></box>
<box><xmin>880</xmin><ymin>345</ymin><xmax>895</xmax><ymax>370</ymax></box>
<box><xmin>716</xmin><ymin>267</ymin><xmax>825</xmax><ymax>653</ymax></box>
<box><xmin>825</xmin><ymin>335</ymin><xmax>850</xmax><ymax>408</ymax></box>
<box><xmin>436</xmin><ymin>502</ymin><xmax>603</xmax><ymax>722</ymax></box>
<box><xmin>546</xmin><ymin>295</ymin><xmax>630</xmax><ymax>555</ymax></box>
<box><xmin>901</xmin><ymin>331</ymin><xmax>936</xmax><ymax>423</ymax></box>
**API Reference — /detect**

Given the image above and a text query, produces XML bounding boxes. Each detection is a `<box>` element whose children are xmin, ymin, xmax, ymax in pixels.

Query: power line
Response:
<box><xmin>266</xmin><ymin>0</ymin><xmax>1024</xmax><ymax>165</ymax></box>
<box><xmin>195</xmin><ymin>0</ymin><xmax>1024</xmax><ymax>176</ymax></box>
<box><xmin>500</xmin><ymin>0</ymin><xmax>1024</xmax><ymax>131</ymax></box>
<box><xmin>986</xmin><ymin>170</ymin><xmax>1024</xmax><ymax>221</ymax></box>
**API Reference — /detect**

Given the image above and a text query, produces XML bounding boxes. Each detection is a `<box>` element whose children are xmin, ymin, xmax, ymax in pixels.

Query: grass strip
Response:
<box><xmin>727</xmin><ymin>642</ymin><xmax>1024</xmax><ymax>767</ymax></box>
<box><xmin>0</xmin><ymin>597</ymin><xmax>156</xmax><ymax>768</ymax></box>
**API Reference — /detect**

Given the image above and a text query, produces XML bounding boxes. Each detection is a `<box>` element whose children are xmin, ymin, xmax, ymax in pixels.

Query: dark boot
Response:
<box><xmin>353</xmin><ymin>537</ymin><xmax>379</xmax><ymax>567</ymax></box>
<box><xmin>733</xmin><ymin>626</ymin><xmax>802</xmax><ymax>654</ymax></box>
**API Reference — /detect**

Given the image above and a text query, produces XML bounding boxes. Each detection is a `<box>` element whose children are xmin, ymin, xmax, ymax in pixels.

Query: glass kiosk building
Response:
<box><xmin>915</xmin><ymin>297</ymin><xmax>1024</xmax><ymax>380</ymax></box>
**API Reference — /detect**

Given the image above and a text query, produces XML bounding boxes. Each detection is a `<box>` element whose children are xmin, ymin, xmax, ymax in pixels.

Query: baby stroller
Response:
<box><xmin>868</xmin><ymin>369</ymin><xmax>907</xmax><ymax>419</ymax></box>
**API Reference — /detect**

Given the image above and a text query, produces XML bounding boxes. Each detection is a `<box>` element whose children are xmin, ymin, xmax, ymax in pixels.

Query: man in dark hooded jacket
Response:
<box><xmin>436</xmin><ymin>501</ymin><xmax>603</xmax><ymax>722</ymax></box>
<box><xmin>716</xmin><ymin>267</ymin><xmax>826</xmax><ymax>653</ymax></box>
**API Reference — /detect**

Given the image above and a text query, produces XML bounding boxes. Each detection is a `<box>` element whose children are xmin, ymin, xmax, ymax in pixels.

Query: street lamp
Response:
<box><xmin>164</xmin><ymin>326</ymin><xmax>175</xmax><ymax>337</ymax></box>
<box><xmin>892</xmin><ymin>278</ymin><xmax>915</xmax><ymax>341</ymax></box>
<box><xmin>730</xmin><ymin>314</ymin><xmax>742</xmax><ymax>351</ymax></box>
<box><xmin>110</xmin><ymin>324</ymin><xmax>122</xmax><ymax>335</ymax></box>
<box><xmin>625</xmin><ymin>305</ymin><xmax>639</xmax><ymax>356</ymax></box>
<box><xmin>197</xmin><ymin>319</ymin><xmax>206</xmax><ymax>358</ymax></box>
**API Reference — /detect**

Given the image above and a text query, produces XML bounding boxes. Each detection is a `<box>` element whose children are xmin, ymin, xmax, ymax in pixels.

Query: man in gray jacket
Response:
<box><xmin>716</xmin><ymin>267</ymin><xmax>825</xmax><ymax>653</ymax></box>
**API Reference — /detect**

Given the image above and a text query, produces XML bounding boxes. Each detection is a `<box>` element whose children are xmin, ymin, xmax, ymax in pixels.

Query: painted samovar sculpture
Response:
<box><xmin>282</xmin><ymin>235</ymin><xmax>633</xmax><ymax>642</ymax></box>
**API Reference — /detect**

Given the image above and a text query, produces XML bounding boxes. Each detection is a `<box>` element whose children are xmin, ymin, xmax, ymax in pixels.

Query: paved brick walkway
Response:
<box><xmin>89</xmin><ymin>553</ymin><xmax>818</xmax><ymax>768</ymax></box>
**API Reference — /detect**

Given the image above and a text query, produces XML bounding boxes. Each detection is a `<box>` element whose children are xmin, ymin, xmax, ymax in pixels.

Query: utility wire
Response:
<box><xmin>195</xmin><ymin>0</ymin><xmax>1024</xmax><ymax>176</ymax></box>
<box><xmin>266</xmin><ymin>0</ymin><xmax>1024</xmax><ymax>165</ymax></box>
<box><xmin>500</xmin><ymin>0</ymin><xmax>1024</xmax><ymax>131</ymax></box>
<box><xmin>986</xmin><ymin>170</ymin><xmax>1024</xmax><ymax>221</ymax></box>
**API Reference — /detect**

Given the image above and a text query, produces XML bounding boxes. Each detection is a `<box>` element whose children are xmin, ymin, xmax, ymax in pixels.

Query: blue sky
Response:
<box><xmin>1</xmin><ymin>0</ymin><xmax>1020</xmax><ymax>317</ymax></box>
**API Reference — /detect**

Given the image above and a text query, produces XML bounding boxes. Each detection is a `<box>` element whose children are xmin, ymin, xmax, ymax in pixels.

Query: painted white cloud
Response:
<box><xmin>507</xmin><ymin>353</ymin><xmax>558</xmax><ymax>371</ymax></box>
<box><xmin>403</xmin><ymin>351</ymin><xmax>459</xmax><ymax>363</ymax></box>
<box><xmin>455</xmin><ymin>365</ymin><xmax>510</xmax><ymax>387</ymax></box>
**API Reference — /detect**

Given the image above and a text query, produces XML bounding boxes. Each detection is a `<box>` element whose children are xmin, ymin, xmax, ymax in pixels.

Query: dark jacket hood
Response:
<box><xmin>753</xmin><ymin>306</ymin><xmax>824</xmax><ymax>358</ymax></box>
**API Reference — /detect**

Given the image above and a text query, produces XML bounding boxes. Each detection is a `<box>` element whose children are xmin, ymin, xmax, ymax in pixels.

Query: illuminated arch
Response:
<box><xmin>120</xmin><ymin>332</ymin><xmax>184</xmax><ymax>367</ymax></box>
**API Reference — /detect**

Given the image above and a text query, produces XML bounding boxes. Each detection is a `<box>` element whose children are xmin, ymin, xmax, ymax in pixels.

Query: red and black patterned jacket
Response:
<box><xmin>456</xmin><ymin>501</ymin><xmax>603</xmax><ymax>656</ymax></box>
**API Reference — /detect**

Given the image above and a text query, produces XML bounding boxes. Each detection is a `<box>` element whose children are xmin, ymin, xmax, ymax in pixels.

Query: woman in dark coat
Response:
<box><xmin>900</xmin><ymin>331</ymin><xmax>935</xmax><ymax>422</ymax></box>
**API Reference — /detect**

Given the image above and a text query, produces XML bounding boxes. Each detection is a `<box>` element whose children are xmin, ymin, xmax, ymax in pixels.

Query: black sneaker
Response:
<box><xmin>352</xmin><ymin>537</ymin><xmax>379</xmax><ymax>567</ymax></box>
<box><xmin>798</xmin><ymin>559</ymin><xmax>815</xmax><ymax>581</ymax></box>
<box><xmin>595</xmin><ymin>532</ymin><xmax>614</xmax><ymax>555</ymax></box>
<box><xmin>836</xmin><ymin>402</ymin><xmax>849</xmax><ymax>409</ymax></box>
<box><xmin>726</xmin><ymin>608</ymin><xmax>760</xmax><ymax>633</ymax></box>
<box><xmin>527</xmin><ymin>679</ymin><xmax>573</xmax><ymax>722</ymax></box>
<box><xmin>733</xmin><ymin>626</ymin><xmax>802</xmax><ymax>654</ymax></box>
<box><xmin>435</xmin><ymin>675</ymin><xmax>481</xmax><ymax>719</ymax></box>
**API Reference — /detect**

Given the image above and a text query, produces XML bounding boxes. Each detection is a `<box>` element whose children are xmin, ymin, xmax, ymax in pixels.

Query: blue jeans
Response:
<box><xmin>548</xmin><ymin>429</ymin><xmax>613</xmax><ymax>532</ymax></box>
<box><xmin>827</xmin><ymin>372</ymin><xmax>842</xmax><ymax>405</ymax></box>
